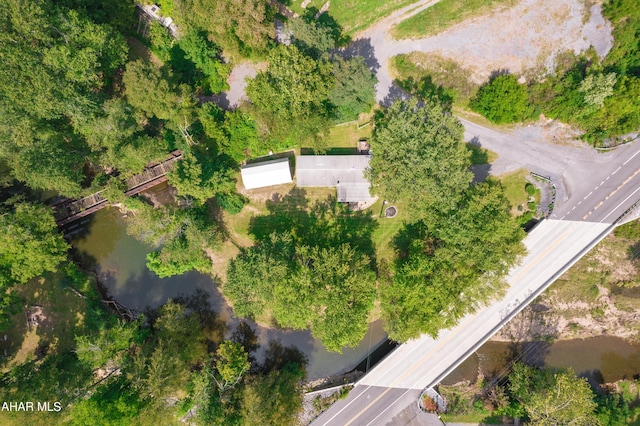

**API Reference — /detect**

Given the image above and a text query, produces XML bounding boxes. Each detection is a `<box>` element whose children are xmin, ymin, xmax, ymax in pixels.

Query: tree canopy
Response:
<box><xmin>470</xmin><ymin>74</ymin><xmax>533</xmax><ymax>124</ymax></box>
<box><xmin>509</xmin><ymin>363</ymin><xmax>599</xmax><ymax>425</ymax></box>
<box><xmin>367</xmin><ymin>99</ymin><xmax>473</xmax><ymax>219</ymax></box>
<box><xmin>380</xmin><ymin>180</ymin><xmax>525</xmax><ymax>341</ymax></box>
<box><xmin>0</xmin><ymin>203</ymin><xmax>68</xmax><ymax>288</ymax></box>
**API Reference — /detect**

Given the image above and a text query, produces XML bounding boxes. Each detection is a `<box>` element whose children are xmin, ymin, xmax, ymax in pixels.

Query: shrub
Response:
<box><xmin>217</xmin><ymin>192</ymin><xmax>247</xmax><ymax>214</ymax></box>
<box><xmin>525</xmin><ymin>182</ymin><xmax>535</xmax><ymax>196</ymax></box>
<box><xmin>470</xmin><ymin>74</ymin><xmax>534</xmax><ymax>124</ymax></box>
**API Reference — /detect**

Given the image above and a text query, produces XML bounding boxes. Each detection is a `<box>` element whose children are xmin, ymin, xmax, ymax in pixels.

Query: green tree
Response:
<box><xmin>286</xmin><ymin>17</ymin><xmax>336</xmax><ymax>57</ymax></box>
<box><xmin>367</xmin><ymin>99</ymin><xmax>473</xmax><ymax>219</ymax></box>
<box><xmin>241</xmin><ymin>362</ymin><xmax>304</xmax><ymax>425</ymax></box>
<box><xmin>246</xmin><ymin>45</ymin><xmax>334</xmax><ymax>146</ymax></box>
<box><xmin>329</xmin><ymin>56</ymin><xmax>377</xmax><ymax>121</ymax></box>
<box><xmin>179</xmin><ymin>30</ymin><xmax>230</xmax><ymax>93</ymax></box>
<box><xmin>75</xmin><ymin>320</ymin><xmax>138</xmax><ymax>370</ymax></box>
<box><xmin>214</xmin><ymin>341</ymin><xmax>251</xmax><ymax>392</ymax></box>
<box><xmin>381</xmin><ymin>180</ymin><xmax>525</xmax><ymax>341</ymax></box>
<box><xmin>167</xmin><ymin>152</ymin><xmax>237</xmax><ymax>203</ymax></box>
<box><xmin>186</xmin><ymin>0</ymin><xmax>274</xmax><ymax>58</ymax></box>
<box><xmin>226</xmin><ymin>234</ymin><xmax>376</xmax><ymax>352</ymax></box>
<box><xmin>579</xmin><ymin>72</ymin><xmax>617</xmax><ymax>107</ymax></box>
<box><xmin>0</xmin><ymin>203</ymin><xmax>68</xmax><ymax>288</ymax></box>
<box><xmin>509</xmin><ymin>363</ymin><xmax>599</xmax><ymax>426</ymax></box>
<box><xmin>123</xmin><ymin>60</ymin><xmax>195</xmax><ymax>124</ymax></box>
<box><xmin>471</xmin><ymin>74</ymin><xmax>533</xmax><ymax>124</ymax></box>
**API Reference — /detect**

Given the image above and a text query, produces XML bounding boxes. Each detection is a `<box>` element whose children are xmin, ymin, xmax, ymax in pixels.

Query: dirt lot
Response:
<box><xmin>370</xmin><ymin>0</ymin><xmax>613</xmax><ymax>102</ymax></box>
<box><xmin>397</xmin><ymin>0</ymin><xmax>612</xmax><ymax>83</ymax></box>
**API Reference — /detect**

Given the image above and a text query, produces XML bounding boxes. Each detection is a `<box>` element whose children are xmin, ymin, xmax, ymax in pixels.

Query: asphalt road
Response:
<box><xmin>460</xmin><ymin>118</ymin><xmax>640</xmax><ymax>223</ymax></box>
<box><xmin>312</xmin><ymin>220</ymin><xmax>615</xmax><ymax>426</ymax></box>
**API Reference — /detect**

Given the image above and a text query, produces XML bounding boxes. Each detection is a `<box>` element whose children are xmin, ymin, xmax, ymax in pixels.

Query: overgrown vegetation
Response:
<box><xmin>440</xmin><ymin>363</ymin><xmax>640</xmax><ymax>425</ymax></box>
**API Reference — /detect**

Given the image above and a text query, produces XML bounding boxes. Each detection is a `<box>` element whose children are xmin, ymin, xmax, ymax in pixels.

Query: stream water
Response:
<box><xmin>69</xmin><ymin>205</ymin><xmax>387</xmax><ymax>380</ymax></box>
<box><xmin>67</xmin><ymin>188</ymin><xmax>640</xmax><ymax>385</ymax></box>
<box><xmin>443</xmin><ymin>336</ymin><xmax>640</xmax><ymax>386</ymax></box>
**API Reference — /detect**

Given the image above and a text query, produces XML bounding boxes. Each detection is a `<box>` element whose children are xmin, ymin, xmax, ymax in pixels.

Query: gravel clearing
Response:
<box><xmin>360</xmin><ymin>0</ymin><xmax>613</xmax><ymax>100</ymax></box>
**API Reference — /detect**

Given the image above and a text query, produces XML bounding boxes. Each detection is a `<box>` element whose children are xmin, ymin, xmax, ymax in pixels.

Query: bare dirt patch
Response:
<box><xmin>390</xmin><ymin>0</ymin><xmax>612</xmax><ymax>84</ymax></box>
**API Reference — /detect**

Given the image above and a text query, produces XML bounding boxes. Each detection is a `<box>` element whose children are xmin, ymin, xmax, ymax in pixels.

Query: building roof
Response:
<box><xmin>296</xmin><ymin>155</ymin><xmax>373</xmax><ymax>202</ymax></box>
<box><xmin>241</xmin><ymin>158</ymin><xmax>292</xmax><ymax>190</ymax></box>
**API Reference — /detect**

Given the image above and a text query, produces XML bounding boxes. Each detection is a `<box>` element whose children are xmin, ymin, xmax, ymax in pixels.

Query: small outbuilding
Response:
<box><xmin>295</xmin><ymin>155</ymin><xmax>374</xmax><ymax>203</ymax></box>
<box><xmin>240</xmin><ymin>158</ymin><xmax>293</xmax><ymax>190</ymax></box>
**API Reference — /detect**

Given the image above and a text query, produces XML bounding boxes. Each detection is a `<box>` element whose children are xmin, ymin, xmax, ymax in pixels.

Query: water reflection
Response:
<box><xmin>443</xmin><ymin>336</ymin><xmax>640</xmax><ymax>386</ymax></box>
<box><xmin>70</xmin><ymin>207</ymin><xmax>387</xmax><ymax>379</ymax></box>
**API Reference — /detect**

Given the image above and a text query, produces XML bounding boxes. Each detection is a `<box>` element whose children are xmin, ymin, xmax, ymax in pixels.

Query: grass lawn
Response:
<box><xmin>391</xmin><ymin>0</ymin><xmax>517</xmax><ymax>39</ymax></box>
<box><xmin>467</xmin><ymin>143</ymin><xmax>498</xmax><ymax>165</ymax></box>
<box><xmin>390</xmin><ymin>53</ymin><xmax>479</xmax><ymax>107</ymax></box>
<box><xmin>325</xmin><ymin>120</ymin><xmax>373</xmax><ymax>150</ymax></box>
<box><xmin>286</xmin><ymin>0</ymin><xmax>418</xmax><ymax>35</ymax></box>
<box><xmin>365</xmin><ymin>198</ymin><xmax>407</xmax><ymax>265</ymax></box>
<box><xmin>1</xmin><ymin>267</ymin><xmax>94</xmax><ymax>371</ymax></box>
<box><xmin>498</xmin><ymin>168</ymin><xmax>538</xmax><ymax>215</ymax></box>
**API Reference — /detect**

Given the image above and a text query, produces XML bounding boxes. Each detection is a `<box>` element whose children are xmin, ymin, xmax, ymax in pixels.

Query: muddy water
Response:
<box><xmin>70</xmin><ymin>206</ymin><xmax>387</xmax><ymax>380</ymax></box>
<box><xmin>443</xmin><ymin>336</ymin><xmax>640</xmax><ymax>386</ymax></box>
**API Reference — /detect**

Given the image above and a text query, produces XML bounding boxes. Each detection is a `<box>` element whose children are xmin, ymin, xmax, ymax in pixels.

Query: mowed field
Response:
<box><xmin>287</xmin><ymin>0</ymin><xmax>419</xmax><ymax>35</ymax></box>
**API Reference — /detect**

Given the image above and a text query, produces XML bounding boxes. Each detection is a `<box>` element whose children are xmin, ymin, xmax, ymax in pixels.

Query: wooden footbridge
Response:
<box><xmin>53</xmin><ymin>151</ymin><xmax>183</xmax><ymax>226</ymax></box>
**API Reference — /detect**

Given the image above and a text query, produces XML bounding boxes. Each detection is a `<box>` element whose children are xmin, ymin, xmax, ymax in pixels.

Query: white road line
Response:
<box><xmin>584</xmin><ymin>191</ymin><xmax>593</xmax><ymax>200</ymax></box>
<box><xmin>613</xmin><ymin>166</ymin><xmax>621</xmax><ymax>175</ymax></box>
<box><xmin>365</xmin><ymin>388</ymin><xmax>414</xmax><ymax>426</ymax></box>
<box><xmin>606</xmin><ymin>176</ymin><xmax>610</xmax><ymax>181</ymax></box>
<box><xmin>560</xmin><ymin>215</ymin><xmax>566</xmax><ymax>220</ymax></box>
<box><xmin>577</xmin><ymin>201</ymin><xmax>582</xmax><ymax>205</ymax></box>
<box><xmin>601</xmin><ymin>180</ymin><xmax>606</xmax><ymax>185</ymax></box>
<box><xmin>599</xmin><ymin>184</ymin><xmax>640</xmax><ymax>223</ymax></box>
<box><xmin>571</xmin><ymin>206</ymin><xmax>576</xmax><ymax>211</ymax></box>
<box><xmin>623</xmin><ymin>149</ymin><xmax>640</xmax><ymax>166</ymax></box>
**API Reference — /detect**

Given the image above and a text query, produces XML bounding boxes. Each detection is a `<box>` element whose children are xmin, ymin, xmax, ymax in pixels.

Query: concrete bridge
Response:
<box><xmin>312</xmin><ymin>127</ymin><xmax>640</xmax><ymax>425</ymax></box>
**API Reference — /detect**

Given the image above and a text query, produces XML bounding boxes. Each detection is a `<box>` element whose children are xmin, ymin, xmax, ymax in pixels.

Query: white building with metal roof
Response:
<box><xmin>295</xmin><ymin>155</ymin><xmax>374</xmax><ymax>203</ymax></box>
<box><xmin>241</xmin><ymin>158</ymin><xmax>293</xmax><ymax>190</ymax></box>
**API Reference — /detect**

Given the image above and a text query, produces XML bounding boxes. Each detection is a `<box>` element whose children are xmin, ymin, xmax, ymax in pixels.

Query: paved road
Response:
<box><xmin>461</xmin><ymin>118</ymin><xmax>640</xmax><ymax>223</ymax></box>
<box><xmin>312</xmin><ymin>220</ymin><xmax>614</xmax><ymax>426</ymax></box>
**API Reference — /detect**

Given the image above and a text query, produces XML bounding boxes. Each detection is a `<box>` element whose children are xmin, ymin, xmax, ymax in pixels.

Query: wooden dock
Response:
<box><xmin>54</xmin><ymin>151</ymin><xmax>182</xmax><ymax>226</ymax></box>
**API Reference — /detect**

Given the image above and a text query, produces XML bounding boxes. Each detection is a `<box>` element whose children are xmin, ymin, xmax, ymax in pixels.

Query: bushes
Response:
<box><xmin>470</xmin><ymin>74</ymin><xmax>534</xmax><ymax>124</ymax></box>
<box><xmin>217</xmin><ymin>192</ymin><xmax>248</xmax><ymax>215</ymax></box>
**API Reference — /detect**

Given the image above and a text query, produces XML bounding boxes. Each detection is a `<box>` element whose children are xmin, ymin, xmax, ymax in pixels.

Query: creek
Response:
<box><xmin>69</xmin><ymin>204</ymin><xmax>387</xmax><ymax>380</ymax></box>
<box><xmin>444</xmin><ymin>336</ymin><xmax>640</xmax><ymax>386</ymax></box>
<box><xmin>67</xmin><ymin>188</ymin><xmax>640</xmax><ymax>385</ymax></box>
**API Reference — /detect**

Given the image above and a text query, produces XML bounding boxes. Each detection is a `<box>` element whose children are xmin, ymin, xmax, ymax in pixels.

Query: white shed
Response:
<box><xmin>241</xmin><ymin>158</ymin><xmax>293</xmax><ymax>190</ymax></box>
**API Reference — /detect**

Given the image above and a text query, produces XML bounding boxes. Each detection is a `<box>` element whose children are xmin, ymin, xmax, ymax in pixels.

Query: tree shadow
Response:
<box><xmin>381</xmin><ymin>81</ymin><xmax>412</xmax><ymax>107</ymax></box>
<box><xmin>250</xmin><ymin>187</ymin><xmax>378</xmax><ymax>263</ymax></box>
<box><xmin>471</xmin><ymin>164</ymin><xmax>492</xmax><ymax>184</ymax></box>
<box><xmin>260</xmin><ymin>339</ymin><xmax>308</xmax><ymax>374</ymax></box>
<box><xmin>489</xmin><ymin>68</ymin><xmax>511</xmax><ymax>81</ymax></box>
<box><xmin>336</xmin><ymin>38</ymin><xmax>380</xmax><ymax>74</ymax></box>
<box><xmin>231</xmin><ymin>321</ymin><xmax>260</xmax><ymax>365</ymax></box>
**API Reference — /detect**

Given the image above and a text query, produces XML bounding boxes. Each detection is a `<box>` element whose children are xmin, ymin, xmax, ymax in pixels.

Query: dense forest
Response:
<box><xmin>1</xmin><ymin>0</ymin><xmax>638</xmax><ymax>424</ymax></box>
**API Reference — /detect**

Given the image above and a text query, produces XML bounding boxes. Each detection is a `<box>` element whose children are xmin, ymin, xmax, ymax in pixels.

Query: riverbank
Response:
<box><xmin>492</xmin><ymin>221</ymin><xmax>640</xmax><ymax>345</ymax></box>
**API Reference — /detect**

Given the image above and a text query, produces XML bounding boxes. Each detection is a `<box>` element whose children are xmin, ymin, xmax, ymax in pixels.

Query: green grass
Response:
<box><xmin>498</xmin><ymin>169</ymin><xmax>535</xmax><ymax>214</ymax></box>
<box><xmin>391</xmin><ymin>0</ymin><xmax>517</xmax><ymax>39</ymax></box>
<box><xmin>366</xmin><ymin>198</ymin><xmax>407</xmax><ymax>265</ymax></box>
<box><xmin>2</xmin><ymin>266</ymin><xmax>97</xmax><ymax>370</ymax></box>
<box><xmin>325</xmin><ymin>121</ymin><xmax>372</xmax><ymax>149</ymax></box>
<box><xmin>467</xmin><ymin>143</ymin><xmax>498</xmax><ymax>165</ymax></box>
<box><xmin>391</xmin><ymin>53</ymin><xmax>478</xmax><ymax>107</ymax></box>
<box><xmin>286</xmin><ymin>0</ymin><xmax>418</xmax><ymax>35</ymax></box>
